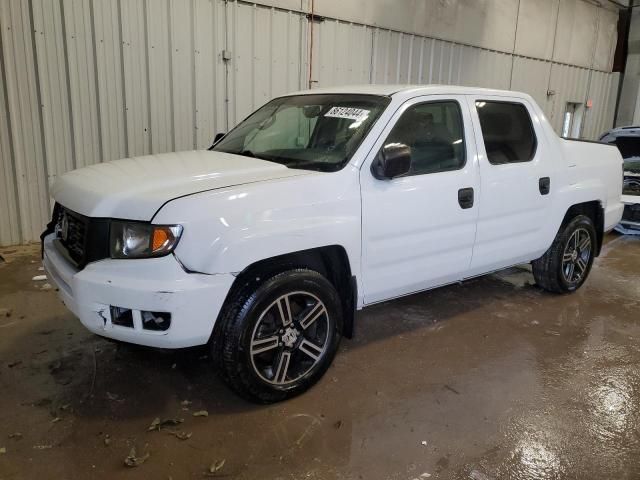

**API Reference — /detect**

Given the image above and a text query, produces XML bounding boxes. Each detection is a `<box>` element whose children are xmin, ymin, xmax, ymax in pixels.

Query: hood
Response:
<box><xmin>52</xmin><ymin>150</ymin><xmax>312</xmax><ymax>220</ymax></box>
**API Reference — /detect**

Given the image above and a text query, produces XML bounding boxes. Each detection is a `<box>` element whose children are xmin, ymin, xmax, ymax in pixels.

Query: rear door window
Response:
<box><xmin>476</xmin><ymin>101</ymin><xmax>537</xmax><ymax>165</ymax></box>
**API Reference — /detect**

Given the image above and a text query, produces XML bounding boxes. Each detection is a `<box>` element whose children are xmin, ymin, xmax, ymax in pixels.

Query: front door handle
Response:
<box><xmin>539</xmin><ymin>177</ymin><xmax>550</xmax><ymax>195</ymax></box>
<box><xmin>458</xmin><ymin>187</ymin><xmax>474</xmax><ymax>209</ymax></box>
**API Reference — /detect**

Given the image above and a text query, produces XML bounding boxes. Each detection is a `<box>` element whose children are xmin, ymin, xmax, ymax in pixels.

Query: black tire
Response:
<box><xmin>212</xmin><ymin>269</ymin><xmax>343</xmax><ymax>403</ymax></box>
<box><xmin>532</xmin><ymin>214</ymin><xmax>597</xmax><ymax>293</ymax></box>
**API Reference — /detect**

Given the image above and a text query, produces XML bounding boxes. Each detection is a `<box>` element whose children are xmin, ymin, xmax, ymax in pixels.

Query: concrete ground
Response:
<box><xmin>0</xmin><ymin>234</ymin><xmax>639</xmax><ymax>480</ymax></box>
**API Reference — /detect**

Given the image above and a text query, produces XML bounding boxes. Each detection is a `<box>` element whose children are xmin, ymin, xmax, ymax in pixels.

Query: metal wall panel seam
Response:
<box><xmin>142</xmin><ymin>0</ymin><xmax>152</xmax><ymax>152</ymax></box>
<box><xmin>88</xmin><ymin>0</ymin><xmax>104</xmax><ymax>163</ymax></box>
<box><xmin>58</xmin><ymin>0</ymin><xmax>77</xmax><ymax>171</ymax></box>
<box><xmin>0</xmin><ymin>2</ymin><xmax>21</xmax><ymax>245</ymax></box>
<box><xmin>167</xmin><ymin>0</ymin><xmax>175</xmax><ymax>152</ymax></box>
<box><xmin>116</xmin><ymin>0</ymin><xmax>129</xmax><ymax>158</ymax></box>
<box><xmin>190</xmin><ymin>0</ymin><xmax>197</xmax><ymax>149</ymax></box>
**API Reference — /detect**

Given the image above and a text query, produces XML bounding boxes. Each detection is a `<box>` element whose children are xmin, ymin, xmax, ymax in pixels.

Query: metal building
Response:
<box><xmin>0</xmin><ymin>0</ymin><xmax>623</xmax><ymax>246</ymax></box>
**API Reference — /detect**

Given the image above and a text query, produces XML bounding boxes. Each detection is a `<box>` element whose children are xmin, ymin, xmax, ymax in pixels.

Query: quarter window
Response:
<box><xmin>382</xmin><ymin>101</ymin><xmax>466</xmax><ymax>176</ymax></box>
<box><xmin>476</xmin><ymin>101</ymin><xmax>537</xmax><ymax>164</ymax></box>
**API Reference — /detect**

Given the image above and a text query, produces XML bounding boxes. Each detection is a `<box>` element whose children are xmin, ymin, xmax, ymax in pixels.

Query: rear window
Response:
<box><xmin>476</xmin><ymin>101</ymin><xmax>537</xmax><ymax>165</ymax></box>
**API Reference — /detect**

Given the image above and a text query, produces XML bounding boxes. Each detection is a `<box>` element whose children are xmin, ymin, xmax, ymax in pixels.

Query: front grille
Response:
<box><xmin>54</xmin><ymin>206</ymin><xmax>88</xmax><ymax>265</ymax></box>
<box><xmin>50</xmin><ymin>203</ymin><xmax>110</xmax><ymax>269</ymax></box>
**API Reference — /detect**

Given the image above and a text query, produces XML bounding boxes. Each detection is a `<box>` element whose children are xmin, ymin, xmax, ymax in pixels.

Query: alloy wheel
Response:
<box><xmin>249</xmin><ymin>291</ymin><xmax>330</xmax><ymax>386</ymax></box>
<box><xmin>561</xmin><ymin>227</ymin><xmax>592</xmax><ymax>284</ymax></box>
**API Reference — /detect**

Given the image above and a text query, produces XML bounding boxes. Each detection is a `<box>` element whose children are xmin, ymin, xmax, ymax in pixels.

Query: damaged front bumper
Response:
<box><xmin>42</xmin><ymin>233</ymin><xmax>235</xmax><ymax>348</ymax></box>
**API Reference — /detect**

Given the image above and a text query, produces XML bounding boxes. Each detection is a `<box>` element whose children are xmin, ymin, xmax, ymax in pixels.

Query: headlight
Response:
<box><xmin>110</xmin><ymin>221</ymin><xmax>183</xmax><ymax>259</ymax></box>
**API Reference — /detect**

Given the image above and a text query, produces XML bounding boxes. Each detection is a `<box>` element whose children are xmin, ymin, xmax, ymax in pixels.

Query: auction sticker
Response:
<box><xmin>325</xmin><ymin>107</ymin><xmax>370</xmax><ymax>122</ymax></box>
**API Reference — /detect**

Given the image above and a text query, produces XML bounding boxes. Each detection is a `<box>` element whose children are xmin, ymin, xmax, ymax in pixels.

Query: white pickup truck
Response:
<box><xmin>42</xmin><ymin>85</ymin><xmax>623</xmax><ymax>403</ymax></box>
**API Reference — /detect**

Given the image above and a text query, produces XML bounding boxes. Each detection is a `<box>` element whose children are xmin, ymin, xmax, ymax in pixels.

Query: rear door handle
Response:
<box><xmin>458</xmin><ymin>187</ymin><xmax>474</xmax><ymax>209</ymax></box>
<box><xmin>539</xmin><ymin>177</ymin><xmax>550</xmax><ymax>195</ymax></box>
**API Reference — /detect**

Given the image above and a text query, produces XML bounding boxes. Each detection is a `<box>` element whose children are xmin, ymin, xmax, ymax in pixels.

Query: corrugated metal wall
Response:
<box><xmin>0</xmin><ymin>0</ymin><xmax>622</xmax><ymax>246</ymax></box>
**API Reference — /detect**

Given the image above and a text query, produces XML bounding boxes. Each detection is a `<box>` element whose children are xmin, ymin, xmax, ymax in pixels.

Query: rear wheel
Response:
<box><xmin>532</xmin><ymin>214</ymin><xmax>596</xmax><ymax>293</ymax></box>
<box><xmin>213</xmin><ymin>269</ymin><xmax>342</xmax><ymax>403</ymax></box>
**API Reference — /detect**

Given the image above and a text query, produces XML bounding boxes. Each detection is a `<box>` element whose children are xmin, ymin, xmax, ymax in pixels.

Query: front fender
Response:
<box><xmin>153</xmin><ymin>168</ymin><xmax>362</xmax><ymax>280</ymax></box>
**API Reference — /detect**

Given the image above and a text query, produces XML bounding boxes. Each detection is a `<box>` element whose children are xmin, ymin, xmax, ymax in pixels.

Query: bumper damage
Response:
<box><xmin>42</xmin><ymin>233</ymin><xmax>234</xmax><ymax>348</ymax></box>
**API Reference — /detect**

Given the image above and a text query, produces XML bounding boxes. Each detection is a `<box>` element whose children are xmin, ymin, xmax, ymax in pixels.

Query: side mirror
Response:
<box><xmin>371</xmin><ymin>143</ymin><xmax>411</xmax><ymax>180</ymax></box>
<box><xmin>208</xmin><ymin>132</ymin><xmax>226</xmax><ymax>150</ymax></box>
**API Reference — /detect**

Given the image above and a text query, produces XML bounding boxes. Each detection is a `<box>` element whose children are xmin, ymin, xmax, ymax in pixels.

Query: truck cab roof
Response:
<box><xmin>288</xmin><ymin>84</ymin><xmax>532</xmax><ymax>101</ymax></box>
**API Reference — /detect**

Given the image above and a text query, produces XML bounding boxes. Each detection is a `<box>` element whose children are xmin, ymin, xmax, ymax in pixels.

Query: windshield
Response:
<box><xmin>213</xmin><ymin>94</ymin><xmax>390</xmax><ymax>172</ymax></box>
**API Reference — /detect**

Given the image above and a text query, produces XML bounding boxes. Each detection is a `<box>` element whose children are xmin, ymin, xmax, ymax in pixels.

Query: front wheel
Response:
<box><xmin>212</xmin><ymin>269</ymin><xmax>343</xmax><ymax>403</ymax></box>
<box><xmin>532</xmin><ymin>214</ymin><xmax>597</xmax><ymax>293</ymax></box>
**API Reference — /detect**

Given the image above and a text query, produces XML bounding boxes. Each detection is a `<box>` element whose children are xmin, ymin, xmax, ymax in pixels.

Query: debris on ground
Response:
<box><xmin>333</xmin><ymin>420</ymin><xmax>342</xmax><ymax>429</ymax></box>
<box><xmin>104</xmin><ymin>434</ymin><xmax>111</xmax><ymax>446</ymax></box>
<box><xmin>32</xmin><ymin>275</ymin><xmax>47</xmax><ymax>281</ymax></box>
<box><xmin>148</xmin><ymin>417</ymin><xmax>184</xmax><ymax>431</ymax></box>
<box><xmin>8</xmin><ymin>433</ymin><xmax>22</xmax><ymax>440</ymax></box>
<box><xmin>124</xmin><ymin>446</ymin><xmax>150</xmax><ymax>467</ymax></box>
<box><xmin>180</xmin><ymin>400</ymin><xmax>192</xmax><ymax>407</ymax></box>
<box><xmin>7</xmin><ymin>360</ymin><xmax>22</xmax><ymax>368</ymax></box>
<box><xmin>421</xmin><ymin>440</ymin><xmax>427</xmax><ymax>446</ymax></box>
<box><xmin>169</xmin><ymin>431</ymin><xmax>192</xmax><ymax>441</ymax></box>
<box><xmin>0</xmin><ymin>447</ymin><xmax>6</xmax><ymax>454</ymax></box>
<box><xmin>33</xmin><ymin>444</ymin><xmax>53</xmax><ymax>450</ymax></box>
<box><xmin>0</xmin><ymin>308</ymin><xmax>11</xmax><ymax>317</ymax></box>
<box><xmin>192</xmin><ymin>410</ymin><xmax>209</xmax><ymax>417</ymax></box>
<box><xmin>40</xmin><ymin>283</ymin><xmax>52</xmax><ymax>291</ymax></box>
<box><xmin>205</xmin><ymin>459</ymin><xmax>226</xmax><ymax>476</ymax></box>
<box><xmin>50</xmin><ymin>417</ymin><xmax>61</xmax><ymax>424</ymax></box>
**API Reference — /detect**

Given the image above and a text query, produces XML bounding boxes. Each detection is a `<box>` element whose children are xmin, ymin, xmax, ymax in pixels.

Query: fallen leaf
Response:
<box><xmin>208</xmin><ymin>459</ymin><xmax>225</xmax><ymax>474</ymax></box>
<box><xmin>169</xmin><ymin>431</ymin><xmax>192</xmax><ymax>441</ymax></box>
<box><xmin>333</xmin><ymin>420</ymin><xmax>342</xmax><ymax>429</ymax></box>
<box><xmin>7</xmin><ymin>361</ymin><xmax>21</xmax><ymax>368</ymax></box>
<box><xmin>192</xmin><ymin>410</ymin><xmax>209</xmax><ymax>417</ymax></box>
<box><xmin>148</xmin><ymin>418</ymin><xmax>161</xmax><ymax>431</ymax></box>
<box><xmin>148</xmin><ymin>417</ymin><xmax>184</xmax><ymax>431</ymax></box>
<box><xmin>124</xmin><ymin>446</ymin><xmax>150</xmax><ymax>467</ymax></box>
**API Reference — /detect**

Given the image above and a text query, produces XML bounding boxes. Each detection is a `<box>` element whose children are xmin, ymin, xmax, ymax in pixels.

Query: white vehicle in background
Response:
<box><xmin>42</xmin><ymin>85</ymin><xmax>623</xmax><ymax>403</ymax></box>
<box><xmin>599</xmin><ymin>126</ymin><xmax>640</xmax><ymax>235</ymax></box>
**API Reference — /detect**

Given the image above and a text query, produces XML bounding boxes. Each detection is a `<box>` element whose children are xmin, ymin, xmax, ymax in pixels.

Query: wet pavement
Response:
<box><xmin>0</xmin><ymin>234</ymin><xmax>639</xmax><ymax>479</ymax></box>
